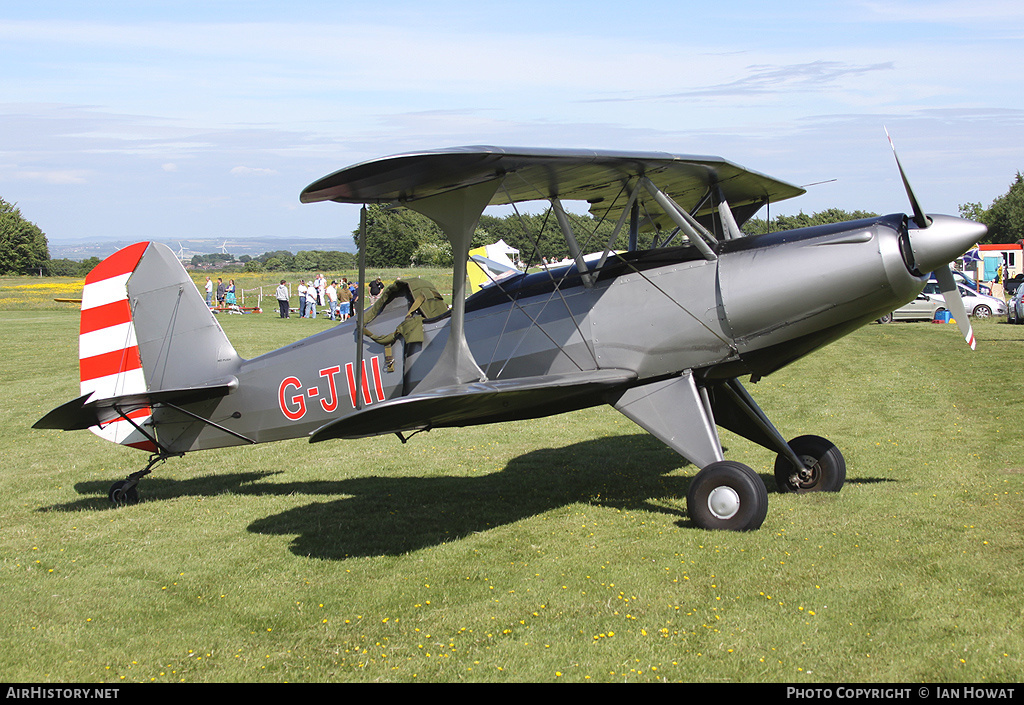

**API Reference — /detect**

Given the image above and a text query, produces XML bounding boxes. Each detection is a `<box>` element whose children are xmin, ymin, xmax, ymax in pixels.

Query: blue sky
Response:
<box><xmin>2</xmin><ymin>0</ymin><xmax>1022</xmax><ymax>249</ymax></box>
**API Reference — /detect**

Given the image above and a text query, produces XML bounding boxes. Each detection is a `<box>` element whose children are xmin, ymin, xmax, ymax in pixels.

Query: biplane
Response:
<box><xmin>34</xmin><ymin>141</ymin><xmax>986</xmax><ymax>531</ymax></box>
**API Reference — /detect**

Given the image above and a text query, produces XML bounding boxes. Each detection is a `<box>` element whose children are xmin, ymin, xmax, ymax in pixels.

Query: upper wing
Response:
<box><xmin>300</xmin><ymin>146</ymin><xmax>804</xmax><ymax>229</ymax></box>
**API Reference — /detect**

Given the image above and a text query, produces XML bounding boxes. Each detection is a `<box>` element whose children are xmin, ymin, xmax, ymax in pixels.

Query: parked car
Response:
<box><xmin>921</xmin><ymin>280</ymin><xmax>1007</xmax><ymax>318</ymax></box>
<box><xmin>1008</xmin><ymin>286</ymin><xmax>1024</xmax><ymax>323</ymax></box>
<box><xmin>880</xmin><ymin>281</ymin><xmax>1007</xmax><ymax>324</ymax></box>
<box><xmin>876</xmin><ymin>292</ymin><xmax>946</xmax><ymax>323</ymax></box>
<box><xmin>935</xmin><ymin>270</ymin><xmax>992</xmax><ymax>295</ymax></box>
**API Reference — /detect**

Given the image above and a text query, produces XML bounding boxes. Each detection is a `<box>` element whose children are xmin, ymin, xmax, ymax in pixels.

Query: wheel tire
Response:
<box><xmin>687</xmin><ymin>461</ymin><xmax>768</xmax><ymax>531</ymax></box>
<box><xmin>877</xmin><ymin>313</ymin><xmax>893</xmax><ymax>324</ymax></box>
<box><xmin>109</xmin><ymin>480</ymin><xmax>139</xmax><ymax>505</ymax></box>
<box><xmin>974</xmin><ymin>304</ymin><xmax>991</xmax><ymax>318</ymax></box>
<box><xmin>774</xmin><ymin>435</ymin><xmax>846</xmax><ymax>493</ymax></box>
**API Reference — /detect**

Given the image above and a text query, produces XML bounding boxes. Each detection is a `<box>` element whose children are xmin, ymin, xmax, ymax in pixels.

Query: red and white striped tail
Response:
<box><xmin>78</xmin><ymin>242</ymin><xmax>156</xmax><ymax>451</ymax></box>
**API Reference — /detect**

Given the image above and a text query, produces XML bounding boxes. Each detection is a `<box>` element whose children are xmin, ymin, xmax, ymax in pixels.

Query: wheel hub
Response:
<box><xmin>707</xmin><ymin>486</ymin><xmax>741</xmax><ymax>520</ymax></box>
<box><xmin>791</xmin><ymin>455</ymin><xmax>820</xmax><ymax>488</ymax></box>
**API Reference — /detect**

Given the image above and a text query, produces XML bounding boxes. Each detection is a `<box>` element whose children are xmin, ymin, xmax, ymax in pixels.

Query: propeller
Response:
<box><xmin>885</xmin><ymin>128</ymin><xmax>986</xmax><ymax>350</ymax></box>
<box><xmin>934</xmin><ymin>266</ymin><xmax>975</xmax><ymax>349</ymax></box>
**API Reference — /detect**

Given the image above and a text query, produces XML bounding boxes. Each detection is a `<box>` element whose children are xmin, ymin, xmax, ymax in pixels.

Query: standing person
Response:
<box><xmin>326</xmin><ymin>280</ymin><xmax>339</xmax><ymax>320</ymax></box>
<box><xmin>338</xmin><ymin>279</ymin><xmax>351</xmax><ymax>321</ymax></box>
<box><xmin>369</xmin><ymin>276</ymin><xmax>383</xmax><ymax>304</ymax></box>
<box><xmin>297</xmin><ymin>279</ymin><xmax>307</xmax><ymax>319</ymax></box>
<box><xmin>275</xmin><ymin>279</ymin><xmax>290</xmax><ymax>318</ymax></box>
<box><xmin>305</xmin><ymin>283</ymin><xmax>317</xmax><ymax>319</ymax></box>
<box><xmin>225</xmin><ymin>279</ymin><xmax>237</xmax><ymax>306</ymax></box>
<box><xmin>349</xmin><ymin>280</ymin><xmax>359</xmax><ymax>317</ymax></box>
<box><xmin>316</xmin><ymin>273</ymin><xmax>326</xmax><ymax>307</ymax></box>
<box><xmin>216</xmin><ymin>278</ymin><xmax>225</xmax><ymax>307</ymax></box>
<box><xmin>204</xmin><ymin>277</ymin><xmax>213</xmax><ymax>307</ymax></box>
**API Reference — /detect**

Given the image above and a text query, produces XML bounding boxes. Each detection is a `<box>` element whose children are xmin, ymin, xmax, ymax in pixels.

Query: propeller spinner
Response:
<box><xmin>885</xmin><ymin>129</ymin><xmax>987</xmax><ymax>349</ymax></box>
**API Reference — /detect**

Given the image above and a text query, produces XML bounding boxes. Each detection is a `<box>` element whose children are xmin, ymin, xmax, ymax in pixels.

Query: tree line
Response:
<box><xmin>4</xmin><ymin>173</ymin><xmax>1023</xmax><ymax>276</ymax></box>
<box><xmin>0</xmin><ymin>199</ymin><xmax>50</xmax><ymax>275</ymax></box>
<box><xmin>357</xmin><ymin>204</ymin><xmax>631</xmax><ymax>269</ymax></box>
<box><xmin>959</xmin><ymin>172</ymin><xmax>1024</xmax><ymax>245</ymax></box>
<box><xmin>356</xmin><ymin>204</ymin><xmax>897</xmax><ymax>267</ymax></box>
<box><xmin>350</xmin><ymin>174</ymin><xmax>1024</xmax><ymax>265</ymax></box>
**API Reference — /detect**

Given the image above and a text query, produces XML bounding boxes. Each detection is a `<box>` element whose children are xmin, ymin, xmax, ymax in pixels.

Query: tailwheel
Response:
<box><xmin>687</xmin><ymin>461</ymin><xmax>768</xmax><ymax>531</ymax></box>
<box><xmin>108</xmin><ymin>479</ymin><xmax>139</xmax><ymax>505</ymax></box>
<box><xmin>107</xmin><ymin>456</ymin><xmax>165</xmax><ymax>506</ymax></box>
<box><xmin>774</xmin><ymin>434</ymin><xmax>846</xmax><ymax>493</ymax></box>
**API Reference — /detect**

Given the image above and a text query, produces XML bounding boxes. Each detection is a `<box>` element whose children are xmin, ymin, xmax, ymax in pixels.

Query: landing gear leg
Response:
<box><xmin>107</xmin><ymin>453</ymin><xmax>176</xmax><ymax>506</ymax></box>
<box><xmin>611</xmin><ymin>374</ymin><xmax>772</xmax><ymax>532</ymax></box>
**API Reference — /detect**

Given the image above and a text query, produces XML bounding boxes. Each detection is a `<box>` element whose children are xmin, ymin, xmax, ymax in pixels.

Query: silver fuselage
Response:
<box><xmin>166</xmin><ymin>214</ymin><xmax>940</xmax><ymax>453</ymax></box>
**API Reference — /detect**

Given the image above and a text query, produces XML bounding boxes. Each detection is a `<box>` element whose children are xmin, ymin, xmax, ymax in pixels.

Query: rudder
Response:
<box><xmin>77</xmin><ymin>242</ymin><xmax>240</xmax><ymax>450</ymax></box>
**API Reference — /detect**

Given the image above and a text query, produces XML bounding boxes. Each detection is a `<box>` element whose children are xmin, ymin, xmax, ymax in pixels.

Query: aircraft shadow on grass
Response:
<box><xmin>45</xmin><ymin>434</ymin><xmax>894</xmax><ymax>560</ymax></box>
<box><xmin>45</xmin><ymin>434</ymin><xmax>719</xmax><ymax>558</ymax></box>
<box><xmin>246</xmin><ymin>434</ymin><xmax>695</xmax><ymax>560</ymax></box>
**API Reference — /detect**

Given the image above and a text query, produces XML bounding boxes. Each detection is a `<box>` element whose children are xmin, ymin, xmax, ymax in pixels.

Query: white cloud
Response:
<box><xmin>15</xmin><ymin>170</ymin><xmax>89</xmax><ymax>185</ymax></box>
<box><xmin>230</xmin><ymin>166</ymin><xmax>278</xmax><ymax>177</ymax></box>
<box><xmin>855</xmin><ymin>0</ymin><xmax>1024</xmax><ymax>23</ymax></box>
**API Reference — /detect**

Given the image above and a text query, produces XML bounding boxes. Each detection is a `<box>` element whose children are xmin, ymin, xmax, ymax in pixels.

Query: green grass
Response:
<box><xmin>0</xmin><ymin>267</ymin><xmax>453</xmax><ymax>312</ymax></box>
<box><xmin>1</xmin><ymin>308</ymin><xmax>1022</xmax><ymax>683</ymax></box>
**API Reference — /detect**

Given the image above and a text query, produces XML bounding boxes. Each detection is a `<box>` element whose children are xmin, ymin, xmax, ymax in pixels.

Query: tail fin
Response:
<box><xmin>73</xmin><ymin>241</ymin><xmax>239</xmax><ymax>450</ymax></box>
<box><xmin>78</xmin><ymin>242</ymin><xmax>151</xmax><ymax>448</ymax></box>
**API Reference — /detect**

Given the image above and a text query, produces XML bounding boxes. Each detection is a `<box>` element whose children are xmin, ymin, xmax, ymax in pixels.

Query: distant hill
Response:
<box><xmin>49</xmin><ymin>236</ymin><xmax>357</xmax><ymax>261</ymax></box>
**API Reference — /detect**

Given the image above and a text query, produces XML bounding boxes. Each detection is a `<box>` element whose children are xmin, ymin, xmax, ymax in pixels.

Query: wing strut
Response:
<box><xmin>550</xmin><ymin>198</ymin><xmax>593</xmax><ymax>288</ymax></box>
<box><xmin>354</xmin><ymin>206</ymin><xmax>368</xmax><ymax>409</ymax></box>
<box><xmin>595</xmin><ymin>180</ymin><xmax>642</xmax><ymax>273</ymax></box>
<box><xmin>640</xmin><ymin>178</ymin><xmax>718</xmax><ymax>260</ymax></box>
<box><xmin>405</xmin><ymin>180</ymin><xmax>501</xmax><ymax>390</ymax></box>
<box><xmin>715</xmin><ymin>188</ymin><xmax>744</xmax><ymax>240</ymax></box>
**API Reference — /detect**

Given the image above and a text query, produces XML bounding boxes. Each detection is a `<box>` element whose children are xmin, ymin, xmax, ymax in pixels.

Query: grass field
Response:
<box><xmin>1</xmin><ymin>285</ymin><xmax>1022</xmax><ymax>682</ymax></box>
<box><xmin>0</xmin><ymin>266</ymin><xmax>454</xmax><ymax>313</ymax></box>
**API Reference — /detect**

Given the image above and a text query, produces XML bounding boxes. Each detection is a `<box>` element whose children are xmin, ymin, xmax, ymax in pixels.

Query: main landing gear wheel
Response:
<box><xmin>108</xmin><ymin>480</ymin><xmax>139</xmax><ymax>505</ymax></box>
<box><xmin>687</xmin><ymin>461</ymin><xmax>768</xmax><ymax>531</ymax></box>
<box><xmin>774</xmin><ymin>434</ymin><xmax>846</xmax><ymax>493</ymax></box>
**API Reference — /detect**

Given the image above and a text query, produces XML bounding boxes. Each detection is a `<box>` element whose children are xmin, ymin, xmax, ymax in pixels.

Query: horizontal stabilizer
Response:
<box><xmin>309</xmin><ymin>368</ymin><xmax>636</xmax><ymax>443</ymax></box>
<box><xmin>33</xmin><ymin>378</ymin><xmax>238</xmax><ymax>431</ymax></box>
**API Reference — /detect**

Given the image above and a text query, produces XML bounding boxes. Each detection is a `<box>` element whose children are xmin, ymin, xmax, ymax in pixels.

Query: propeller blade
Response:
<box><xmin>885</xmin><ymin>127</ymin><xmax>931</xmax><ymax>229</ymax></box>
<box><xmin>886</xmin><ymin>129</ymin><xmax>982</xmax><ymax>349</ymax></box>
<box><xmin>934</xmin><ymin>266</ymin><xmax>976</xmax><ymax>350</ymax></box>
